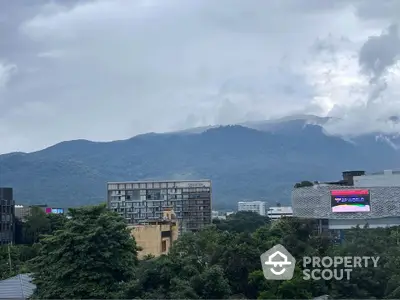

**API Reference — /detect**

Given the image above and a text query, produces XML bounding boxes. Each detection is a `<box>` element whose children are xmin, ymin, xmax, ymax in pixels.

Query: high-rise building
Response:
<box><xmin>238</xmin><ymin>201</ymin><xmax>266</xmax><ymax>216</ymax></box>
<box><xmin>107</xmin><ymin>180</ymin><xmax>212</xmax><ymax>233</ymax></box>
<box><xmin>0</xmin><ymin>188</ymin><xmax>15</xmax><ymax>245</ymax></box>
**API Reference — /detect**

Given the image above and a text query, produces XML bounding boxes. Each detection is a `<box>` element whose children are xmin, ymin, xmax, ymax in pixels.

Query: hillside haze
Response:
<box><xmin>1</xmin><ymin>116</ymin><xmax>400</xmax><ymax>209</ymax></box>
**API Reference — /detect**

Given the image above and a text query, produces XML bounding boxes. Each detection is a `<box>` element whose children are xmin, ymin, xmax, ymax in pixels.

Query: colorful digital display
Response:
<box><xmin>45</xmin><ymin>207</ymin><xmax>64</xmax><ymax>214</ymax></box>
<box><xmin>331</xmin><ymin>189</ymin><xmax>371</xmax><ymax>213</ymax></box>
<box><xmin>51</xmin><ymin>208</ymin><xmax>64</xmax><ymax>214</ymax></box>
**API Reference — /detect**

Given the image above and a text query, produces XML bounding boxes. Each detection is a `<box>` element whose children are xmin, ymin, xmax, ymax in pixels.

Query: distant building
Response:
<box><xmin>212</xmin><ymin>211</ymin><xmax>220</xmax><ymax>219</ymax></box>
<box><xmin>107</xmin><ymin>180</ymin><xmax>212</xmax><ymax>233</ymax></box>
<box><xmin>212</xmin><ymin>211</ymin><xmax>227</xmax><ymax>220</ymax></box>
<box><xmin>15</xmin><ymin>204</ymin><xmax>66</xmax><ymax>221</ymax></box>
<box><xmin>238</xmin><ymin>201</ymin><xmax>266</xmax><ymax>216</ymax></box>
<box><xmin>0</xmin><ymin>188</ymin><xmax>15</xmax><ymax>245</ymax></box>
<box><xmin>292</xmin><ymin>170</ymin><xmax>400</xmax><ymax>234</ymax></box>
<box><xmin>14</xmin><ymin>205</ymin><xmax>29</xmax><ymax>221</ymax></box>
<box><xmin>267</xmin><ymin>206</ymin><xmax>293</xmax><ymax>220</ymax></box>
<box><xmin>129</xmin><ymin>209</ymin><xmax>179</xmax><ymax>259</ymax></box>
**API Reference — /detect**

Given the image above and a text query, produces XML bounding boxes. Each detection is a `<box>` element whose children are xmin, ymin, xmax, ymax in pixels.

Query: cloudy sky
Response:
<box><xmin>1</xmin><ymin>0</ymin><xmax>400</xmax><ymax>154</ymax></box>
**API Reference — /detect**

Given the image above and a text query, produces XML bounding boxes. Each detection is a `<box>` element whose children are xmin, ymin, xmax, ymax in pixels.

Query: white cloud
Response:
<box><xmin>0</xmin><ymin>0</ymin><xmax>400</xmax><ymax>153</ymax></box>
<box><xmin>0</xmin><ymin>62</ymin><xmax>17</xmax><ymax>90</ymax></box>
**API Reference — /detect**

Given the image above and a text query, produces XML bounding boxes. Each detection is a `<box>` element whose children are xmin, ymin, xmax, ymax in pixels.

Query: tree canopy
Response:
<box><xmin>1</xmin><ymin>206</ymin><xmax>400</xmax><ymax>299</ymax></box>
<box><xmin>29</xmin><ymin>204</ymin><xmax>139</xmax><ymax>299</ymax></box>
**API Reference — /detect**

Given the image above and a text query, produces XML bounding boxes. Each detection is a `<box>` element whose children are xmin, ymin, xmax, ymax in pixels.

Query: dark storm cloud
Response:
<box><xmin>359</xmin><ymin>24</ymin><xmax>400</xmax><ymax>82</ymax></box>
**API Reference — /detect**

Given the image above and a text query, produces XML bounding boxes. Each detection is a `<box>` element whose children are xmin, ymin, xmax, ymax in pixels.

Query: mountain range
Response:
<box><xmin>1</xmin><ymin>115</ymin><xmax>400</xmax><ymax>210</ymax></box>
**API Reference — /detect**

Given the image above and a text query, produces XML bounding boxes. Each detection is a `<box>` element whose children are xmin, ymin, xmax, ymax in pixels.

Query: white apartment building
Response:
<box><xmin>238</xmin><ymin>201</ymin><xmax>266</xmax><ymax>216</ymax></box>
<box><xmin>267</xmin><ymin>206</ymin><xmax>293</xmax><ymax>220</ymax></box>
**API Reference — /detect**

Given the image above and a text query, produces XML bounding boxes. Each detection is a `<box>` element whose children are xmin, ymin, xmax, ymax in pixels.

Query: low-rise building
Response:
<box><xmin>129</xmin><ymin>209</ymin><xmax>179</xmax><ymax>259</ymax></box>
<box><xmin>267</xmin><ymin>206</ymin><xmax>293</xmax><ymax>220</ymax></box>
<box><xmin>238</xmin><ymin>201</ymin><xmax>266</xmax><ymax>216</ymax></box>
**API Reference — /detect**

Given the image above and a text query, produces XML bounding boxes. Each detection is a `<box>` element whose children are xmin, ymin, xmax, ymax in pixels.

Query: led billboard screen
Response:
<box><xmin>45</xmin><ymin>207</ymin><xmax>64</xmax><ymax>214</ymax></box>
<box><xmin>331</xmin><ymin>189</ymin><xmax>371</xmax><ymax>213</ymax></box>
<box><xmin>51</xmin><ymin>208</ymin><xmax>64</xmax><ymax>214</ymax></box>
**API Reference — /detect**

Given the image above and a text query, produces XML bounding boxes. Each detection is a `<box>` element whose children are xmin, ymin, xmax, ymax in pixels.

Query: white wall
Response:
<box><xmin>354</xmin><ymin>171</ymin><xmax>400</xmax><ymax>187</ymax></box>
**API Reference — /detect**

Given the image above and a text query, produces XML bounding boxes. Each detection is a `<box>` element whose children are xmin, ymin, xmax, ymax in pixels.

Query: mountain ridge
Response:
<box><xmin>1</xmin><ymin>117</ymin><xmax>400</xmax><ymax>209</ymax></box>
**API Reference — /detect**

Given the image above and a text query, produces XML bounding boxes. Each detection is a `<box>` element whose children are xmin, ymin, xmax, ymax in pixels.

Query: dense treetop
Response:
<box><xmin>2</xmin><ymin>205</ymin><xmax>400</xmax><ymax>299</ymax></box>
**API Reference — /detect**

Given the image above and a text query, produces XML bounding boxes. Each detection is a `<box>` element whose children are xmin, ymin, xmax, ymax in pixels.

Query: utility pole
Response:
<box><xmin>8</xmin><ymin>242</ymin><xmax>12</xmax><ymax>274</ymax></box>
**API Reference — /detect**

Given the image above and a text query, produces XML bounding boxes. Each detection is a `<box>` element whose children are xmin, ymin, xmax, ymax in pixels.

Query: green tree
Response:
<box><xmin>294</xmin><ymin>181</ymin><xmax>314</xmax><ymax>188</ymax></box>
<box><xmin>22</xmin><ymin>207</ymin><xmax>51</xmax><ymax>244</ymax></box>
<box><xmin>213</xmin><ymin>211</ymin><xmax>270</xmax><ymax>234</ymax></box>
<box><xmin>0</xmin><ymin>244</ymin><xmax>39</xmax><ymax>279</ymax></box>
<box><xmin>29</xmin><ymin>204</ymin><xmax>139</xmax><ymax>299</ymax></box>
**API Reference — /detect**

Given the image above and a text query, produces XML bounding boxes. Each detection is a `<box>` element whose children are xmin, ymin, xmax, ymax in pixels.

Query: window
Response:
<box><xmin>161</xmin><ymin>240</ymin><xmax>167</xmax><ymax>252</ymax></box>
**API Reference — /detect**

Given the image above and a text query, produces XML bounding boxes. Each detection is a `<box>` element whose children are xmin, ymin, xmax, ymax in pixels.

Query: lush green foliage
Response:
<box><xmin>3</xmin><ymin>208</ymin><xmax>400</xmax><ymax>299</ymax></box>
<box><xmin>213</xmin><ymin>211</ymin><xmax>270</xmax><ymax>233</ymax></box>
<box><xmin>2</xmin><ymin>121</ymin><xmax>399</xmax><ymax>209</ymax></box>
<box><xmin>29</xmin><ymin>204</ymin><xmax>139</xmax><ymax>299</ymax></box>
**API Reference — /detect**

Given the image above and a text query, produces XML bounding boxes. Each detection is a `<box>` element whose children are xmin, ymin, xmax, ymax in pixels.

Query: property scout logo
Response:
<box><xmin>260</xmin><ymin>244</ymin><xmax>379</xmax><ymax>281</ymax></box>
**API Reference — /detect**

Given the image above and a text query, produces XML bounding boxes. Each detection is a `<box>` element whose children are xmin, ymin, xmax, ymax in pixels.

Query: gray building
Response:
<box><xmin>292</xmin><ymin>170</ymin><xmax>400</xmax><ymax>231</ymax></box>
<box><xmin>107</xmin><ymin>180</ymin><xmax>212</xmax><ymax>233</ymax></box>
<box><xmin>0</xmin><ymin>187</ymin><xmax>15</xmax><ymax>245</ymax></box>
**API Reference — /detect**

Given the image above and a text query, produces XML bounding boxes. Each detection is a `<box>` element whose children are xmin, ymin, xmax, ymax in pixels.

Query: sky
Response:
<box><xmin>1</xmin><ymin>0</ymin><xmax>400</xmax><ymax>154</ymax></box>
